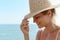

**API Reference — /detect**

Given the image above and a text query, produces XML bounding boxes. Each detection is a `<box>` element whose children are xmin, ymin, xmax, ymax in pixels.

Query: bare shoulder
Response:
<box><xmin>37</xmin><ymin>30</ymin><xmax>41</xmax><ymax>35</ymax></box>
<box><xmin>36</xmin><ymin>30</ymin><xmax>42</xmax><ymax>40</ymax></box>
<box><xmin>56</xmin><ymin>27</ymin><xmax>60</xmax><ymax>40</ymax></box>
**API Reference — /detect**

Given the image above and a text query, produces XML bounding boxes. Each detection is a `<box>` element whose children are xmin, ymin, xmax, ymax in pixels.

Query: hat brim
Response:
<box><xmin>24</xmin><ymin>4</ymin><xmax>60</xmax><ymax>19</ymax></box>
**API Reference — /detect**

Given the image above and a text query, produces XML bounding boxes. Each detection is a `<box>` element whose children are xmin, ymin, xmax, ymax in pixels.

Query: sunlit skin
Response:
<box><xmin>33</xmin><ymin>10</ymin><xmax>60</xmax><ymax>40</ymax></box>
<box><xmin>33</xmin><ymin>12</ymin><xmax>50</xmax><ymax>28</ymax></box>
<box><xmin>21</xmin><ymin>9</ymin><xmax>60</xmax><ymax>40</ymax></box>
<box><xmin>33</xmin><ymin>10</ymin><xmax>53</xmax><ymax>28</ymax></box>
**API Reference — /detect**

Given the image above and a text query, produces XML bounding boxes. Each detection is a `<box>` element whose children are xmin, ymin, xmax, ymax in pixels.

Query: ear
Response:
<box><xmin>47</xmin><ymin>10</ymin><xmax>52</xmax><ymax>17</ymax></box>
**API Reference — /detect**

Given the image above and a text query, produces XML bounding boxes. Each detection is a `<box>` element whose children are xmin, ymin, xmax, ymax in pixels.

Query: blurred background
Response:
<box><xmin>0</xmin><ymin>0</ymin><xmax>60</xmax><ymax>40</ymax></box>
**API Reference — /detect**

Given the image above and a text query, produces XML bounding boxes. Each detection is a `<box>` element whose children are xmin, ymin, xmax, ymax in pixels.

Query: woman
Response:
<box><xmin>20</xmin><ymin>0</ymin><xmax>60</xmax><ymax>40</ymax></box>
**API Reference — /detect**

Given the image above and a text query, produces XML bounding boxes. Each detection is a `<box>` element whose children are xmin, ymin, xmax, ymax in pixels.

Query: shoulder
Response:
<box><xmin>36</xmin><ymin>30</ymin><xmax>41</xmax><ymax>40</ymax></box>
<box><xmin>37</xmin><ymin>30</ymin><xmax>41</xmax><ymax>35</ymax></box>
<box><xmin>36</xmin><ymin>30</ymin><xmax>41</xmax><ymax>37</ymax></box>
<box><xmin>36</xmin><ymin>30</ymin><xmax>42</xmax><ymax>40</ymax></box>
<box><xmin>56</xmin><ymin>27</ymin><xmax>60</xmax><ymax>40</ymax></box>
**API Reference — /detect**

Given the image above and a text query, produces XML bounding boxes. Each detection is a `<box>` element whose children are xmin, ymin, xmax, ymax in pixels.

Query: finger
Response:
<box><xmin>21</xmin><ymin>25</ymin><xmax>29</xmax><ymax>30</ymax></box>
<box><xmin>21</xmin><ymin>22</ymin><xmax>29</xmax><ymax>27</ymax></box>
<box><xmin>21</xmin><ymin>23</ymin><xmax>28</xmax><ymax>27</ymax></box>
<box><xmin>22</xmin><ymin>20</ymin><xmax>29</xmax><ymax>25</ymax></box>
<box><xmin>22</xmin><ymin>19</ymin><xmax>29</xmax><ymax>23</ymax></box>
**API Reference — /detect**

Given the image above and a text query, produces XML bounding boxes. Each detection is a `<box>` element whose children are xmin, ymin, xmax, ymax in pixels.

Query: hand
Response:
<box><xmin>20</xmin><ymin>19</ymin><xmax>29</xmax><ymax>34</ymax></box>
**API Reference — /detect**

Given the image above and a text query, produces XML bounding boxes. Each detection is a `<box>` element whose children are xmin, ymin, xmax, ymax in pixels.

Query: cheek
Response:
<box><xmin>43</xmin><ymin>17</ymin><xmax>50</xmax><ymax>23</ymax></box>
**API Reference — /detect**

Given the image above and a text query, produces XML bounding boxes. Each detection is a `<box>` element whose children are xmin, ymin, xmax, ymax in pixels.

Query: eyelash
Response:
<box><xmin>35</xmin><ymin>16</ymin><xmax>40</xmax><ymax>19</ymax></box>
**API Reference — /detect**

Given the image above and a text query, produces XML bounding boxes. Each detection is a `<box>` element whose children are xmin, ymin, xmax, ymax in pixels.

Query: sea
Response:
<box><xmin>0</xmin><ymin>24</ymin><xmax>39</xmax><ymax>40</ymax></box>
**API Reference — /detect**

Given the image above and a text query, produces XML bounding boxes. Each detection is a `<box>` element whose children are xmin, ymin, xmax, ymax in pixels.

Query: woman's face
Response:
<box><xmin>33</xmin><ymin>10</ymin><xmax>52</xmax><ymax>28</ymax></box>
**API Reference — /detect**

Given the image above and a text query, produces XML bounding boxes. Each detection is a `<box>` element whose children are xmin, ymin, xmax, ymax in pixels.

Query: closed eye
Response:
<box><xmin>35</xmin><ymin>16</ymin><xmax>40</xmax><ymax>19</ymax></box>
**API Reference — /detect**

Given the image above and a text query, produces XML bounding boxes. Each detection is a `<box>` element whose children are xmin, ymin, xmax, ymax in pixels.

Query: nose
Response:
<box><xmin>33</xmin><ymin>18</ymin><xmax>38</xmax><ymax>23</ymax></box>
<box><xmin>33</xmin><ymin>17</ymin><xmax>39</xmax><ymax>23</ymax></box>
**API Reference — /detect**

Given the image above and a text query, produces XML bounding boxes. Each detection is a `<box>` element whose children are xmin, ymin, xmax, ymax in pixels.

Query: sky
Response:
<box><xmin>0</xmin><ymin>0</ymin><xmax>29</xmax><ymax>24</ymax></box>
<box><xmin>0</xmin><ymin>0</ymin><xmax>60</xmax><ymax>24</ymax></box>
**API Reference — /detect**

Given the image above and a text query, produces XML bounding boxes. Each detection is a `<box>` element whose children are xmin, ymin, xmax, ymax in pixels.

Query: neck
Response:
<box><xmin>45</xmin><ymin>22</ymin><xmax>57</xmax><ymax>33</ymax></box>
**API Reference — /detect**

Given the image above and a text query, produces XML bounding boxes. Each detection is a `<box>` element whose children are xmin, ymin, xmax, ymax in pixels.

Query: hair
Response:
<box><xmin>41</xmin><ymin>8</ymin><xmax>55</xmax><ymax>16</ymax></box>
<box><xmin>33</xmin><ymin>8</ymin><xmax>55</xmax><ymax>19</ymax></box>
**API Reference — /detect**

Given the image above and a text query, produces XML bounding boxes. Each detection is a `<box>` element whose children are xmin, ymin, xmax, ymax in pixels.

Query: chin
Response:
<box><xmin>38</xmin><ymin>25</ymin><xmax>44</xmax><ymax>28</ymax></box>
<box><xmin>38</xmin><ymin>27</ymin><xmax>42</xmax><ymax>28</ymax></box>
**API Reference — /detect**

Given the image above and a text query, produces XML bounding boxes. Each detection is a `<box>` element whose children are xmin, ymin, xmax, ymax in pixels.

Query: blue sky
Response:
<box><xmin>0</xmin><ymin>0</ymin><xmax>30</xmax><ymax>24</ymax></box>
<box><xmin>0</xmin><ymin>0</ymin><xmax>60</xmax><ymax>24</ymax></box>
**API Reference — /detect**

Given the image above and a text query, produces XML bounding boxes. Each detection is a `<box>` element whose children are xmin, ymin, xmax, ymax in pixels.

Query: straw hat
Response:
<box><xmin>24</xmin><ymin>0</ymin><xmax>60</xmax><ymax>19</ymax></box>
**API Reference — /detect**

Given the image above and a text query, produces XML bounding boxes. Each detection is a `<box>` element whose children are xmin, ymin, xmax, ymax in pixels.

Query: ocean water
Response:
<box><xmin>0</xmin><ymin>24</ymin><xmax>39</xmax><ymax>40</ymax></box>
